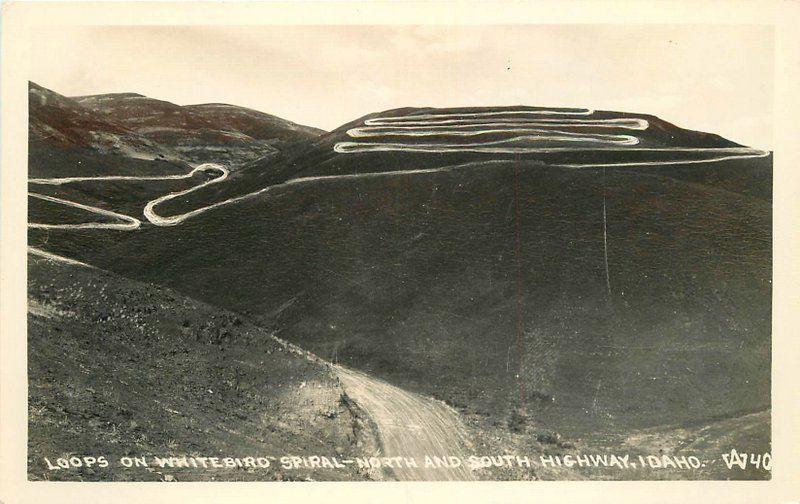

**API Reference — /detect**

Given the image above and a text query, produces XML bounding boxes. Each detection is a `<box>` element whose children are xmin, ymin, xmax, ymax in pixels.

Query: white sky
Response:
<box><xmin>30</xmin><ymin>25</ymin><xmax>774</xmax><ymax>148</ymax></box>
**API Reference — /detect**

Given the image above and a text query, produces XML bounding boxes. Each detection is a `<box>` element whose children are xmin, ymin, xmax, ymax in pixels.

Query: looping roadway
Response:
<box><xmin>334</xmin><ymin>109</ymin><xmax>770</xmax><ymax>164</ymax></box>
<box><xmin>28</xmin><ymin>163</ymin><xmax>229</xmax><ymax>230</ymax></box>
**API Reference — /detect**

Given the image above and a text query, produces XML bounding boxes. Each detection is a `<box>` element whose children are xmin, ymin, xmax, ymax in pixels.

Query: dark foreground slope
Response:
<box><xmin>28</xmin><ymin>253</ymin><xmax>374</xmax><ymax>481</ymax></box>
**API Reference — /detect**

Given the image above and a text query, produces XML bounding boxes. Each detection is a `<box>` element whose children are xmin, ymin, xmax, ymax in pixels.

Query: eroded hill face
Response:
<box><xmin>74</xmin><ymin>93</ymin><xmax>325</xmax><ymax>167</ymax></box>
<box><xmin>29</xmin><ymin>81</ymin><xmax>326</xmax><ymax>177</ymax></box>
<box><xmin>29</xmin><ymin>83</ymin><xmax>177</xmax><ymax>164</ymax></box>
<box><xmin>184</xmin><ymin>103</ymin><xmax>326</xmax><ymax>141</ymax></box>
<box><xmin>27</xmin><ymin>253</ymin><xmax>373</xmax><ymax>482</ymax></box>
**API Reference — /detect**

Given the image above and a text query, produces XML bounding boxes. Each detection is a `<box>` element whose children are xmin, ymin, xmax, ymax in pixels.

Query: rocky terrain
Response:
<box><xmin>28</xmin><ymin>252</ymin><xmax>377</xmax><ymax>481</ymax></box>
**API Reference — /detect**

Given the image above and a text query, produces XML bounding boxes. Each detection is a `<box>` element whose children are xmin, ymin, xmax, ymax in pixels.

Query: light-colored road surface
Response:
<box><xmin>349</xmin><ymin>113</ymin><xmax>648</xmax><ymax>138</ymax></box>
<box><xmin>29</xmin><ymin>163</ymin><xmax>229</xmax><ymax>230</ymax></box>
<box><xmin>28</xmin><ymin>246</ymin><xmax>91</xmax><ymax>267</ymax></box>
<box><xmin>27</xmin><ymin>163</ymin><xmax>229</xmax><ymax>187</ymax></box>
<box><xmin>28</xmin><ymin>192</ymin><xmax>142</xmax><ymax>230</ymax></box>
<box><xmin>259</xmin><ymin>333</ymin><xmax>478</xmax><ymax>481</ymax></box>
<box><xmin>333</xmin><ymin>365</ymin><xmax>475</xmax><ymax>481</ymax></box>
<box><xmin>338</xmin><ymin>132</ymin><xmax>642</xmax><ymax>151</ymax></box>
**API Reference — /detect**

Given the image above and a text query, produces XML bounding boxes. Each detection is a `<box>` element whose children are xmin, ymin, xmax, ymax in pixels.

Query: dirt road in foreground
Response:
<box><xmin>334</xmin><ymin>365</ymin><xmax>475</xmax><ymax>481</ymax></box>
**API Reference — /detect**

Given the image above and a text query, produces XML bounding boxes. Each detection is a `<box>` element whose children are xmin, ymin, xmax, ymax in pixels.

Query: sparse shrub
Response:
<box><xmin>507</xmin><ymin>409</ymin><xmax>529</xmax><ymax>433</ymax></box>
<box><xmin>536</xmin><ymin>431</ymin><xmax>562</xmax><ymax>445</ymax></box>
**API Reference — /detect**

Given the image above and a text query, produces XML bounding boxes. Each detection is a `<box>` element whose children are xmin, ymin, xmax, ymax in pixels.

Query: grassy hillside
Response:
<box><xmin>148</xmin><ymin>105</ymin><xmax>764</xmax><ymax>218</ymax></box>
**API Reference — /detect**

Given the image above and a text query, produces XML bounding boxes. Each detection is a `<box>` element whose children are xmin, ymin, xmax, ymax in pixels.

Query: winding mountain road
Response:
<box><xmin>29</xmin><ymin>163</ymin><xmax>229</xmax><ymax>230</ymax></box>
<box><xmin>334</xmin><ymin>109</ymin><xmax>770</xmax><ymax>164</ymax></box>
<box><xmin>28</xmin><ymin>192</ymin><xmax>142</xmax><ymax>230</ymax></box>
<box><xmin>28</xmin><ymin>108</ymin><xmax>770</xmax><ymax>231</ymax></box>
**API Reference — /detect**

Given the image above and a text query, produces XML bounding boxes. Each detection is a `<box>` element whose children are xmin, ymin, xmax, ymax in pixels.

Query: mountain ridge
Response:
<box><xmin>73</xmin><ymin>88</ymin><xmax>325</xmax><ymax>167</ymax></box>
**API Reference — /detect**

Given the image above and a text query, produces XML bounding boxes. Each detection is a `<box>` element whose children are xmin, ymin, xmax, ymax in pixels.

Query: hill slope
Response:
<box><xmin>28</xmin><ymin>250</ymin><xmax>374</xmax><ymax>481</ymax></box>
<box><xmin>29</xmin><ymin>82</ymin><xmax>184</xmax><ymax>179</ymax></box>
<box><xmin>152</xmin><ymin>105</ymin><xmax>768</xmax><ymax>218</ymax></box>
<box><xmin>74</xmin><ymin>93</ymin><xmax>324</xmax><ymax>167</ymax></box>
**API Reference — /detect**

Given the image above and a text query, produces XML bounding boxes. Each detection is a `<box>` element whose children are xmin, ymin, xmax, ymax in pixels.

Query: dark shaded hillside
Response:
<box><xmin>151</xmin><ymin>105</ymin><xmax>766</xmax><ymax>218</ymax></box>
<box><xmin>28</xmin><ymin>143</ymin><xmax>189</xmax><ymax>179</ymax></box>
<box><xmin>30</xmin><ymin>155</ymin><xmax>771</xmax><ymax>441</ymax></box>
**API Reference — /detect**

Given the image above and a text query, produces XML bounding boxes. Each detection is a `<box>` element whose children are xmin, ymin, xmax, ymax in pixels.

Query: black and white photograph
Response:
<box><xmin>3</xmin><ymin>4</ymin><xmax>799</xmax><ymax>499</ymax></box>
